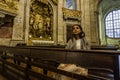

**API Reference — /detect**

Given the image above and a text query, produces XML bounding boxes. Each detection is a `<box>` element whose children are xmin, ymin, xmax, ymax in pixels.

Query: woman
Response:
<box><xmin>55</xmin><ymin>24</ymin><xmax>90</xmax><ymax>80</ymax></box>
<box><xmin>66</xmin><ymin>24</ymin><xmax>90</xmax><ymax>50</ymax></box>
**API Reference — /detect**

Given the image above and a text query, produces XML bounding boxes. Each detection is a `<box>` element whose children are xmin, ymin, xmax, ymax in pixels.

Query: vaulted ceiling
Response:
<box><xmin>99</xmin><ymin>0</ymin><xmax>120</xmax><ymax>15</ymax></box>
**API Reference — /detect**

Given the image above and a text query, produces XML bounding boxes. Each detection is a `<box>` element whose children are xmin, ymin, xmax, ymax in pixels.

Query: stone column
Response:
<box><xmin>57</xmin><ymin>0</ymin><xmax>65</xmax><ymax>45</ymax></box>
<box><xmin>10</xmin><ymin>0</ymin><xmax>26</xmax><ymax>46</ymax></box>
<box><xmin>81</xmin><ymin>0</ymin><xmax>91</xmax><ymax>41</ymax></box>
<box><xmin>12</xmin><ymin>0</ymin><xmax>25</xmax><ymax>40</ymax></box>
<box><xmin>81</xmin><ymin>0</ymin><xmax>100</xmax><ymax>45</ymax></box>
<box><xmin>99</xmin><ymin>8</ymin><xmax>107</xmax><ymax>45</ymax></box>
<box><xmin>76</xmin><ymin>0</ymin><xmax>80</xmax><ymax>10</ymax></box>
<box><xmin>24</xmin><ymin>0</ymin><xmax>30</xmax><ymax>44</ymax></box>
<box><xmin>89</xmin><ymin>0</ymin><xmax>100</xmax><ymax>45</ymax></box>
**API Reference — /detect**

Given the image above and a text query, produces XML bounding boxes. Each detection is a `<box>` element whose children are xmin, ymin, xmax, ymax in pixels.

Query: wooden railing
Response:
<box><xmin>0</xmin><ymin>46</ymin><xmax>120</xmax><ymax>80</ymax></box>
<box><xmin>91</xmin><ymin>46</ymin><xmax>118</xmax><ymax>50</ymax></box>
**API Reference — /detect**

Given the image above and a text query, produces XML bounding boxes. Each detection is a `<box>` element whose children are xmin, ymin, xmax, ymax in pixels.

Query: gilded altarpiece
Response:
<box><xmin>29</xmin><ymin>0</ymin><xmax>55</xmax><ymax>45</ymax></box>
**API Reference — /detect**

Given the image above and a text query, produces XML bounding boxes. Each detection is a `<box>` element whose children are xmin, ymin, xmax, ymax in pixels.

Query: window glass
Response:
<box><xmin>66</xmin><ymin>0</ymin><xmax>76</xmax><ymax>10</ymax></box>
<box><xmin>105</xmin><ymin>9</ymin><xmax>120</xmax><ymax>38</ymax></box>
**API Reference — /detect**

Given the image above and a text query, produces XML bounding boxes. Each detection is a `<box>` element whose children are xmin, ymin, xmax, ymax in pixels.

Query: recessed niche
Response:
<box><xmin>0</xmin><ymin>14</ymin><xmax>14</xmax><ymax>38</ymax></box>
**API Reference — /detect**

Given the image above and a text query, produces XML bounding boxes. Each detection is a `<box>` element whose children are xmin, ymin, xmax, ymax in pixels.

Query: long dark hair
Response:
<box><xmin>72</xmin><ymin>24</ymin><xmax>85</xmax><ymax>39</ymax></box>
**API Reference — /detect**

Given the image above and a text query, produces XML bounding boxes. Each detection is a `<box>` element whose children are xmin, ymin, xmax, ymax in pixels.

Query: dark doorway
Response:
<box><xmin>66</xmin><ymin>24</ymin><xmax>73</xmax><ymax>42</ymax></box>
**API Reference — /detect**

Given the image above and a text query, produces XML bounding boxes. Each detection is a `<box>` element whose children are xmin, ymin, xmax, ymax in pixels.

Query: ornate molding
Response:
<box><xmin>62</xmin><ymin>8</ymin><xmax>81</xmax><ymax>20</ymax></box>
<box><xmin>0</xmin><ymin>0</ymin><xmax>19</xmax><ymax>15</ymax></box>
<box><xmin>31</xmin><ymin>40</ymin><xmax>54</xmax><ymax>45</ymax></box>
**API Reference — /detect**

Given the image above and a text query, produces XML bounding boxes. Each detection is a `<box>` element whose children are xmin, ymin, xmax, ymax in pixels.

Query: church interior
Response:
<box><xmin>0</xmin><ymin>0</ymin><xmax>120</xmax><ymax>80</ymax></box>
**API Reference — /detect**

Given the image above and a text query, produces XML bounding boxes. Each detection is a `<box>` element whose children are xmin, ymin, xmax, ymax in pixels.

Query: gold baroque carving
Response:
<box><xmin>35</xmin><ymin>0</ymin><xmax>58</xmax><ymax>5</ymax></box>
<box><xmin>62</xmin><ymin>8</ymin><xmax>81</xmax><ymax>19</ymax></box>
<box><xmin>0</xmin><ymin>0</ymin><xmax>19</xmax><ymax>14</ymax></box>
<box><xmin>51</xmin><ymin>0</ymin><xmax>58</xmax><ymax>5</ymax></box>
<box><xmin>37</xmin><ymin>0</ymin><xmax>48</xmax><ymax>4</ymax></box>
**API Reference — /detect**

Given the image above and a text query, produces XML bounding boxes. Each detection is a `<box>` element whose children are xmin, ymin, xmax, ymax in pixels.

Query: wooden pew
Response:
<box><xmin>0</xmin><ymin>46</ymin><xmax>120</xmax><ymax>80</ymax></box>
<box><xmin>27</xmin><ymin>47</ymin><xmax>120</xmax><ymax>80</ymax></box>
<box><xmin>0</xmin><ymin>46</ymin><xmax>30</xmax><ymax>80</ymax></box>
<box><xmin>65</xmin><ymin>49</ymin><xmax>120</xmax><ymax>80</ymax></box>
<box><xmin>0</xmin><ymin>46</ymin><xmax>96</xmax><ymax>80</ymax></box>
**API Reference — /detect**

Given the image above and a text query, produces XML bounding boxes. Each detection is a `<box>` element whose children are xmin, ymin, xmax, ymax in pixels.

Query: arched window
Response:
<box><xmin>105</xmin><ymin>9</ymin><xmax>120</xmax><ymax>38</ymax></box>
<box><xmin>66</xmin><ymin>0</ymin><xmax>76</xmax><ymax>10</ymax></box>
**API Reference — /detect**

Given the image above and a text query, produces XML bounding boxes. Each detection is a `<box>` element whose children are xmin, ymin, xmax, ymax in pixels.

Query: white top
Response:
<box><xmin>76</xmin><ymin>39</ymin><xmax>81</xmax><ymax>49</ymax></box>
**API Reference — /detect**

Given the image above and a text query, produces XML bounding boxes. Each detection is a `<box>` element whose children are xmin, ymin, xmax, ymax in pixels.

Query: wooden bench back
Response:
<box><xmin>65</xmin><ymin>50</ymin><xmax>115</xmax><ymax>69</ymax></box>
<box><xmin>28</xmin><ymin>47</ymin><xmax>120</xmax><ymax>79</ymax></box>
<box><xmin>0</xmin><ymin>46</ymin><xmax>120</xmax><ymax>80</ymax></box>
<box><xmin>6</xmin><ymin>47</ymin><xmax>30</xmax><ymax>57</ymax></box>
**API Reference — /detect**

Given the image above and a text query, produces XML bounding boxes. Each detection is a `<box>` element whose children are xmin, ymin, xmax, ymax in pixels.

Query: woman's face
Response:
<box><xmin>73</xmin><ymin>25</ymin><xmax>81</xmax><ymax>35</ymax></box>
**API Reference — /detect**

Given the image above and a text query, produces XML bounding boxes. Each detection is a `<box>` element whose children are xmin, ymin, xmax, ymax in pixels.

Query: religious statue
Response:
<box><xmin>45</xmin><ymin>17</ymin><xmax>50</xmax><ymax>28</ymax></box>
<box><xmin>30</xmin><ymin>14</ymin><xmax>43</xmax><ymax>37</ymax></box>
<box><xmin>33</xmin><ymin>14</ymin><xmax>43</xmax><ymax>30</ymax></box>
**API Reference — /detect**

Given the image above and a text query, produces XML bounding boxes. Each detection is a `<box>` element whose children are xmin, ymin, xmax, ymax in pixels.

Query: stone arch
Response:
<box><xmin>98</xmin><ymin>0</ymin><xmax>120</xmax><ymax>45</ymax></box>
